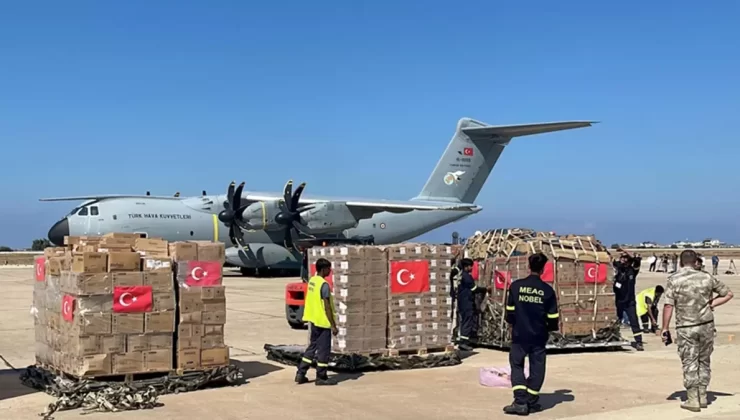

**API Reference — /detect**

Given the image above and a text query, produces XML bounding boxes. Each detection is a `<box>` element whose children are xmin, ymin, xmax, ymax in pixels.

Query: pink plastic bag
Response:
<box><xmin>479</xmin><ymin>366</ymin><xmax>530</xmax><ymax>388</ymax></box>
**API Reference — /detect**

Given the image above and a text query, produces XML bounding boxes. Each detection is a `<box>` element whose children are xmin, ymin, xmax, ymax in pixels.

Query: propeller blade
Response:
<box><xmin>232</xmin><ymin>182</ymin><xmax>245</xmax><ymax>212</ymax></box>
<box><xmin>289</xmin><ymin>227</ymin><xmax>301</xmax><ymax>248</ymax></box>
<box><xmin>292</xmin><ymin>220</ymin><xmax>313</xmax><ymax>235</ymax></box>
<box><xmin>283</xmin><ymin>180</ymin><xmax>293</xmax><ymax>205</ymax></box>
<box><xmin>227</xmin><ymin>181</ymin><xmax>236</xmax><ymax>207</ymax></box>
<box><xmin>291</xmin><ymin>182</ymin><xmax>306</xmax><ymax>212</ymax></box>
<box><xmin>278</xmin><ymin>199</ymin><xmax>290</xmax><ymax>215</ymax></box>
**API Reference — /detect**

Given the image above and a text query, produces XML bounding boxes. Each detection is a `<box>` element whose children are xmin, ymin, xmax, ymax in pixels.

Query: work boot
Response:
<box><xmin>503</xmin><ymin>402</ymin><xmax>529</xmax><ymax>416</ymax></box>
<box><xmin>681</xmin><ymin>388</ymin><xmax>701</xmax><ymax>412</ymax></box>
<box><xmin>632</xmin><ymin>342</ymin><xmax>644</xmax><ymax>351</ymax></box>
<box><xmin>458</xmin><ymin>343</ymin><xmax>473</xmax><ymax>352</ymax></box>
<box><xmin>527</xmin><ymin>396</ymin><xmax>542</xmax><ymax>413</ymax></box>
<box><xmin>699</xmin><ymin>386</ymin><xmax>708</xmax><ymax>408</ymax></box>
<box><xmin>315</xmin><ymin>377</ymin><xmax>337</xmax><ymax>386</ymax></box>
<box><xmin>294</xmin><ymin>374</ymin><xmax>308</xmax><ymax>385</ymax></box>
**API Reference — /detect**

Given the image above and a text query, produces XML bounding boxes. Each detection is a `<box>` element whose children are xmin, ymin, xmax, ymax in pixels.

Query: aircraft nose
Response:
<box><xmin>48</xmin><ymin>218</ymin><xmax>69</xmax><ymax>246</ymax></box>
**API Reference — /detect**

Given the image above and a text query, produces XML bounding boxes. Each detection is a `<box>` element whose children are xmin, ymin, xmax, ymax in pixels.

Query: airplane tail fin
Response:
<box><xmin>412</xmin><ymin>118</ymin><xmax>595</xmax><ymax>203</ymax></box>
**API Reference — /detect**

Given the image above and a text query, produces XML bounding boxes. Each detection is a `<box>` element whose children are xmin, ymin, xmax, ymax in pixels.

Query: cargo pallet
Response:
<box><xmin>475</xmin><ymin>340</ymin><xmax>630</xmax><ymax>351</ymax></box>
<box><xmin>38</xmin><ymin>363</ymin><xmax>224</xmax><ymax>383</ymax></box>
<box><xmin>383</xmin><ymin>344</ymin><xmax>456</xmax><ymax>357</ymax></box>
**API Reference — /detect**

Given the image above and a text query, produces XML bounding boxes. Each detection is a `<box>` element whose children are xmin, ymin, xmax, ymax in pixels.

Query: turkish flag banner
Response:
<box><xmin>61</xmin><ymin>294</ymin><xmax>75</xmax><ymax>322</ymax></box>
<box><xmin>584</xmin><ymin>263</ymin><xmax>608</xmax><ymax>284</ymax></box>
<box><xmin>494</xmin><ymin>270</ymin><xmax>512</xmax><ymax>290</ymax></box>
<box><xmin>184</xmin><ymin>261</ymin><xmax>223</xmax><ymax>287</ymax></box>
<box><xmin>472</xmin><ymin>261</ymin><xmax>480</xmax><ymax>281</ymax></box>
<box><xmin>35</xmin><ymin>256</ymin><xmax>46</xmax><ymax>282</ymax></box>
<box><xmin>309</xmin><ymin>264</ymin><xmax>334</xmax><ymax>289</ymax></box>
<box><xmin>541</xmin><ymin>262</ymin><xmax>554</xmax><ymax>283</ymax></box>
<box><xmin>463</xmin><ymin>147</ymin><xmax>474</xmax><ymax>156</ymax></box>
<box><xmin>390</xmin><ymin>260</ymin><xmax>430</xmax><ymax>294</ymax></box>
<box><xmin>113</xmin><ymin>286</ymin><xmax>153</xmax><ymax>313</ymax></box>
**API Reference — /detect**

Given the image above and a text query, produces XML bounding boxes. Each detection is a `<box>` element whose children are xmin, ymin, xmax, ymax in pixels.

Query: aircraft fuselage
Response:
<box><xmin>50</xmin><ymin>195</ymin><xmax>479</xmax><ymax>269</ymax></box>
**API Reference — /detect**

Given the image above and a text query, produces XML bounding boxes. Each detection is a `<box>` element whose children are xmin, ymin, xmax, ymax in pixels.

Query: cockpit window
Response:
<box><xmin>68</xmin><ymin>206</ymin><xmax>81</xmax><ymax>216</ymax></box>
<box><xmin>90</xmin><ymin>206</ymin><xmax>99</xmax><ymax>216</ymax></box>
<box><xmin>78</xmin><ymin>207</ymin><xmax>88</xmax><ymax>216</ymax></box>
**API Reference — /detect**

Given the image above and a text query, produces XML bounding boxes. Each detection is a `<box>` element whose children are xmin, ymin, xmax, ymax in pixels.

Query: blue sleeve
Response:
<box><xmin>461</xmin><ymin>272</ymin><xmax>475</xmax><ymax>290</ymax></box>
<box><xmin>320</xmin><ymin>282</ymin><xmax>331</xmax><ymax>299</ymax></box>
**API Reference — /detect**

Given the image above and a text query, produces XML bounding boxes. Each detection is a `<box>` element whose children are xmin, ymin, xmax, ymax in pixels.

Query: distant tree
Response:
<box><xmin>610</xmin><ymin>243</ymin><xmax>621</xmax><ymax>249</ymax></box>
<box><xmin>0</xmin><ymin>245</ymin><xmax>13</xmax><ymax>252</ymax></box>
<box><xmin>31</xmin><ymin>238</ymin><xmax>52</xmax><ymax>251</ymax></box>
<box><xmin>670</xmin><ymin>244</ymin><xmax>678</xmax><ymax>249</ymax></box>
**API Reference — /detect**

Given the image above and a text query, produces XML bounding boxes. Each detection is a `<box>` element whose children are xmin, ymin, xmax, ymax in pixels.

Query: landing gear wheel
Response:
<box><xmin>240</xmin><ymin>267</ymin><xmax>256</xmax><ymax>277</ymax></box>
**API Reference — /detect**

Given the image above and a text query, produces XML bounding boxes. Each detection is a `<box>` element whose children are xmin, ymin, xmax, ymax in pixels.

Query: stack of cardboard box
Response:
<box><xmin>34</xmin><ymin>233</ymin><xmax>176</xmax><ymax>376</ymax></box>
<box><xmin>308</xmin><ymin>246</ymin><xmax>387</xmax><ymax>354</ymax></box>
<box><xmin>386</xmin><ymin>244</ymin><xmax>455</xmax><ymax>351</ymax></box>
<box><xmin>306</xmin><ymin>243</ymin><xmax>459</xmax><ymax>355</ymax></box>
<box><xmin>173</xmin><ymin>241</ymin><xmax>230</xmax><ymax>370</ymax></box>
<box><xmin>33</xmin><ymin>234</ymin><xmax>231</xmax><ymax>378</ymax></box>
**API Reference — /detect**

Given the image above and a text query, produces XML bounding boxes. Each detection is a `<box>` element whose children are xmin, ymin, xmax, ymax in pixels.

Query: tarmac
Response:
<box><xmin>1</xmin><ymin>262</ymin><xmax>739</xmax><ymax>419</ymax></box>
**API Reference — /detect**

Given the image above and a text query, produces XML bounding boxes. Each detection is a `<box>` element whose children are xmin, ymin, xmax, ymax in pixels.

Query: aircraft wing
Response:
<box><xmin>244</xmin><ymin>192</ymin><xmax>479</xmax><ymax>214</ymax></box>
<box><xmin>39</xmin><ymin>195</ymin><xmax>182</xmax><ymax>202</ymax></box>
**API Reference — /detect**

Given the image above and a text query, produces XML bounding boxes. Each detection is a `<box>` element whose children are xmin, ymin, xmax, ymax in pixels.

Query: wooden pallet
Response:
<box><xmin>383</xmin><ymin>344</ymin><xmax>456</xmax><ymax>357</ymax></box>
<box><xmin>39</xmin><ymin>363</ymin><xmax>225</xmax><ymax>383</ymax></box>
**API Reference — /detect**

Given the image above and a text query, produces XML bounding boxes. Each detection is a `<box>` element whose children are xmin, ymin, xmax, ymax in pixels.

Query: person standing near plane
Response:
<box><xmin>711</xmin><ymin>255</ymin><xmax>719</xmax><ymax>276</ymax></box>
<box><xmin>456</xmin><ymin>258</ymin><xmax>480</xmax><ymax>351</ymax></box>
<box><xmin>503</xmin><ymin>252</ymin><xmax>560</xmax><ymax>415</ymax></box>
<box><xmin>613</xmin><ymin>249</ymin><xmax>644</xmax><ymax>351</ymax></box>
<box><xmin>662</xmin><ymin>250</ymin><xmax>734</xmax><ymax>412</ymax></box>
<box><xmin>295</xmin><ymin>258</ymin><xmax>338</xmax><ymax>386</ymax></box>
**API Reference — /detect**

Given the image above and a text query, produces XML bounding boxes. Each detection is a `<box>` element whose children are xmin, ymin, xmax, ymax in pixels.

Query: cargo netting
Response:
<box><xmin>19</xmin><ymin>364</ymin><xmax>244</xmax><ymax>420</ymax></box>
<box><xmin>462</xmin><ymin>228</ymin><xmax>628</xmax><ymax>349</ymax></box>
<box><xmin>264</xmin><ymin>344</ymin><xmax>462</xmax><ymax>371</ymax></box>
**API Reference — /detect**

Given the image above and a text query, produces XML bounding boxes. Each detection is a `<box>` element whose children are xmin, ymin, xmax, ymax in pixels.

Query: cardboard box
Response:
<box><xmin>134</xmin><ymin>238</ymin><xmax>169</xmax><ymax>257</ymax></box>
<box><xmin>113</xmin><ymin>352</ymin><xmax>145</xmax><ymax>374</ymax></box>
<box><xmin>201</xmin><ymin>347</ymin><xmax>229</xmax><ymax>367</ymax></box>
<box><xmin>145</xmin><ymin>311</ymin><xmax>176</xmax><ymax>333</ymax></box>
<box><xmin>193</xmin><ymin>241</ymin><xmax>226</xmax><ymax>262</ymax></box>
<box><xmin>177</xmin><ymin>348</ymin><xmax>200</xmax><ymax>370</ymax></box>
<box><xmin>143</xmin><ymin>257</ymin><xmax>172</xmax><ymax>272</ymax></box>
<box><xmin>71</xmin><ymin>252</ymin><xmax>107</xmax><ymax>273</ymax></box>
<box><xmin>169</xmin><ymin>242</ymin><xmax>198</xmax><ymax>262</ymax></box>
<box><xmin>107</xmin><ymin>252</ymin><xmax>141</xmax><ymax>272</ymax></box>
<box><xmin>143</xmin><ymin>349</ymin><xmax>172</xmax><ymax>371</ymax></box>
<box><xmin>145</xmin><ymin>271</ymin><xmax>173</xmax><ymax>292</ymax></box>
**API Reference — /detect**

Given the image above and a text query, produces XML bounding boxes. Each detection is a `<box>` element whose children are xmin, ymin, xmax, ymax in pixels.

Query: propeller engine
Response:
<box><xmin>218</xmin><ymin>180</ymin><xmax>315</xmax><ymax>250</ymax></box>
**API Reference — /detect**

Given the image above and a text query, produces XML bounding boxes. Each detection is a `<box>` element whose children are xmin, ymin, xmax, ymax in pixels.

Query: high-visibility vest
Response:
<box><xmin>302</xmin><ymin>275</ymin><xmax>334</xmax><ymax>328</ymax></box>
<box><xmin>636</xmin><ymin>287</ymin><xmax>657</xmax><ymax>317</ymax></box>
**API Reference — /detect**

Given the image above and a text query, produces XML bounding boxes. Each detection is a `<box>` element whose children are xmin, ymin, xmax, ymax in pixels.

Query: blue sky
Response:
<box><xmin>1</xmin><ymin>1</ymin><xmax>739</xmax><ymax>248</ymax></box>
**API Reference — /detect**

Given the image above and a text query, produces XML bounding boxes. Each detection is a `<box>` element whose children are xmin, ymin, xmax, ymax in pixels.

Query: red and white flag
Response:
<box><xmin>61</xmin><ymin>294</ymin><xmax>75</xmax><ymax>322</ymax></box>
<box><xmin>494</xmin><ymin>270</ymin><xmax>512</xmax><ymax>290</ymax></box>
<box><xmin>183</xmin><ymin>261</ymin><xmax>222</xmax><ymax>287</ymax></box>
<box><xmin>471</xmin><ymin>261</ymin><xmax>480</xmax><ymax>281</ymax></box>
<box><xmin>35</xmin><ymin>256</ymin><xmax>46</xmax><ymax>282</ymax></box>
<box><xmin>463</xmin><ymin>147</ymin><xmax>474</xmax><ymax>156</ymax></box>
<box><xmin>390</xmin><ymin>260</ymin><xmax>430</xmax><ymax>294</ymax></box>
<box><xmin>310</xmin><ymin>264</ymin><xmax>334</xmax><ymax>289</ymax></box>
<box><xmin>541</xmin><ymin>261</ymin><xmax>554</xmax><ymax>283</ymax></box>
<box><xmin>584</xmin><ymin>263</ymin><xmax>608</xmax><ymax>284</ymax></box>
<box><xmin>113</xmin><ymin>286</ymin><xmax>153</xmax><ymax>313</ymax></box>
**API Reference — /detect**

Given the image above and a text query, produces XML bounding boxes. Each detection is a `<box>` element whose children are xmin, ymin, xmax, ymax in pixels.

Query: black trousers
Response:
<box><xmin>457</xmin><ymin>297</ymin><xmax>474</xmax><ymax>343</ymax></box>
<box><xmin>297</xmin><ymin>324</ymin><xmax>332</xmax><ymax>379</ymax></box>
<box><xmin>640</xmin><ymin>306</ymin><xmax>659</xmax><ymax>329</ymax></box>
<box><xmin>616</xmin><ymin>301</ymin><xmax>642</xmax><ymax>343</ymax></box>
<box><xmin>510</xmin><ymin>342</ymin><xmax>547</xmax><ymax>405</ymax></box>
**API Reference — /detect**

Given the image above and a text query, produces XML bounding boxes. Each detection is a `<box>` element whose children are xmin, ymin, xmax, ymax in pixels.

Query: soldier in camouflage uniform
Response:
<box><xmin>662</xmin><ymin>250</ymin><xmax>734</xmax><ymax>412</ymax></box>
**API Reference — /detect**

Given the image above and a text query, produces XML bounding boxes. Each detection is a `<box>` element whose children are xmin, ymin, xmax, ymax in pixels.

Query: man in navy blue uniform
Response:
<box><xmin>455</xmin><ymin>258</ymin><xmax>487</xmax><ymax>351</ymax></box>
<box><xmin>503</xmin><ymin>252</ymin><xmax>560</xmax><ymax>416</ymax></box>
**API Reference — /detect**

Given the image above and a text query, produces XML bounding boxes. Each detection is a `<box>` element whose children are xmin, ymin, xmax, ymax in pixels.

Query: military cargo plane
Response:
<box><xmin>42</xmin><ymin>117</ymin><xmax>593</xmax><ymax>273</ymax></box>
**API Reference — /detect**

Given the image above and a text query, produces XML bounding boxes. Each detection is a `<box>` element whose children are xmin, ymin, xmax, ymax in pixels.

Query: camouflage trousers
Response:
<box><xmin>676</xmin><ymin>323</ymin><xmax>715</xmax><ymax>390</ymax></box>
